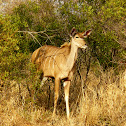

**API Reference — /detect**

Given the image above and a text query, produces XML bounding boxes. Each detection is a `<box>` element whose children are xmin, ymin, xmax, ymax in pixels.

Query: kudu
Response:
<box><xmin>31</xmin><ymin>28</ymin><xmax>91</xmax><ymax>119</ymax></box>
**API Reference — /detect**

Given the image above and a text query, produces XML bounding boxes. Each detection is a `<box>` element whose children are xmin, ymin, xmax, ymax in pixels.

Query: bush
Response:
<box><xmin>0</xmin><ymin>0</ymin><xmax>125</xmax><ymax>79</ymax></box>
<box><xmin>57</xmin><ymin>0</ymin><xmax>126</xmax><ymax>69</ymax></box>
<box><xmin>0</xmin><ymin>15</ymin><xmax>29</xmax><ymax>79</ymax></box>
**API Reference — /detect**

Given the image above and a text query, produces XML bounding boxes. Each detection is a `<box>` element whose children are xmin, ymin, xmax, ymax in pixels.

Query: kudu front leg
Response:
<box><xmin>64</xmin><ymin>81</ymin><xmax>70</xmax><ymax>119</ymax></box>
<box><xmin>53</xmin><ymin>78</ymin><xmax>60</xmax><ymax>117</ymax></box>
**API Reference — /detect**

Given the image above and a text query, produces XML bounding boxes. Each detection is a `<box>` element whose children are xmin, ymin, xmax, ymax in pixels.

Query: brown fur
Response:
<box><xmin>60</xmin><ymin>42</ymin><xmax>71</xmax><ymax>48</ymax></box>
<box><xmin>31</xmin><ymin>28</ymin><xmax>91</xmax><ymax>119</ymax></box>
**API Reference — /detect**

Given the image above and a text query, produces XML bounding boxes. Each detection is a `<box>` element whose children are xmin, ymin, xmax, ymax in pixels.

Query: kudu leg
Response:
<box><xmin>64</xmin><ymin>81</ymin><xmax>70</xmax><ymax>119</ymax></box>
<box><xmin>53</xmin><ymin>78</ymin><xmax>60</xmax><ymax>117</ymax></box>
<box><xmin>40</xmin><ymin>77</ymin><xmax>48</xmax><ymax>88</ymax></box>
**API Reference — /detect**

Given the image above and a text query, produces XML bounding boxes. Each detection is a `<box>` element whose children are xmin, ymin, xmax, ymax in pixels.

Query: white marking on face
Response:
<box><xmin>72</xmin><ymin>38</ymin><xmax>81</xmax><ymax>47</ymax></box>
<box><xmin>82</xmin><ymin>45</ymin><xmax>87</xmax><ymax>49</ymax></box>
<box><xmin>72</xmin><ymin>37</ymin><xmax>87</xmax><ymax>49</ymax></box>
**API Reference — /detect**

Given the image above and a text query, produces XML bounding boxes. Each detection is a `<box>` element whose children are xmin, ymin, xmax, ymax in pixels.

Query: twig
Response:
<box><xmin>16</xmin><ymin>31</ymin><xmax>42</xmax><ymax>46</ymax></box>
<box><xmin>28</xmin><ymin>32</ymin><xmax>42</xmax><ymax>46</ymax></box>
<box><xmin>42</xmin><ymin>32</ymin><xmax>55</xmax><ymax>45</ymax></box>
<box><xmin>110</xmin><ymin>61</ymin><xmax>126</xmax><ymax>65</ymax></box>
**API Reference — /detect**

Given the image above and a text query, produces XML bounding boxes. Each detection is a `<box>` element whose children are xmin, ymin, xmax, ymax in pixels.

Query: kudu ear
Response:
<box><xmin>83</xmin><ymin>30</ymin><xmax>92</xmax><ymax>38</ymax></box>
<box><xmin>70</xmin><ymin>27</ymin><xmax>77</xmax><ymax>37</ymax></box>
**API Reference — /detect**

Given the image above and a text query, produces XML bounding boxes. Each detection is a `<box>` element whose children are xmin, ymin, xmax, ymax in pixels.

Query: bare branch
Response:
<box><xmin>15</xmin><ymin>30</ymin><xmax>55</xmax><ymax>46</ymax></box>
<box><xmin>28</xmin><ymin>32</ymin><xmax>42</xmax><ymax>47</ymax></box>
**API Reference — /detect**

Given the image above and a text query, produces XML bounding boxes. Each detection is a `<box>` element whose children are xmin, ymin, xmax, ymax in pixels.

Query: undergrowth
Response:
<box><xmin>0</xmin><ymin>68</ymin><xmax>126</xmax><ymax>126</ymax></box>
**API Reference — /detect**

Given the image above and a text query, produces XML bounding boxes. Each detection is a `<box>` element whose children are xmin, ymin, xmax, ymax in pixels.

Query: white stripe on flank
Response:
<box><xmin>43</xmin><ymin>46</ymin><xmax>52</xmax><ymax>70</ymax></box>
<box><xmin>48</xmin><ymin>56</ymin><xmax>52</xmax><ymax>69</ymax></box>
<box><xmin>53</xmin><ymin>55</ymin><xmax>56</xmax><ymax>70</ymax></box>
<box><xmin>52</xmin><ymin>49</ymin><xmax>60</xmax><ymax>70</ymax></box>
<box><xmin>43</xmin><ymin>57</ymin><xmax>48</xmax><ymax>69</ymax></box>
<box><xmin>48</xmin><ymin>48</ymin><xmax>58</xmax><ymax>69</ymax></box>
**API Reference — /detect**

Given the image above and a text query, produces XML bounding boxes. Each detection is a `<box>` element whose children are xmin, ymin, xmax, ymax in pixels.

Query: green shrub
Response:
<box><xmin>0</xmin><ymin>0</ymin><xmax>125</xmax><ymax>80</ymax></box>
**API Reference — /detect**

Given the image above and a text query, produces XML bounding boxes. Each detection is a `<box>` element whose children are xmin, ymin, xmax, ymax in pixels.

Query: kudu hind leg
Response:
<box><xmin>40</xmin><ymin>77</ymin><xmax>48</xmax><ymax>88</ymax></box>
<box><xmin>39</xmin><ymin>73</ymin><xmax>48</xmax><ymax>88</ymax></box>
<box><xmin>53</xmin><ymin>78</ymin><xmax>60</xmax><ymax>117</ymax></box>
<box><xmin>64</xmin><ymin>81</ymin><xmax>70</xmax><ymax>119</ymax></box>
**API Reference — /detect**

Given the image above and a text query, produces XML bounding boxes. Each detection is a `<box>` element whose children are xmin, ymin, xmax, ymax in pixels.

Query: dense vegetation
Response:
<box><xmin>0</xmin><ymin>0</ymin><xmax>126</xmax><ymax>79</ymax></box>
<box><xmin>0</xmin><ymin>0</ymin><xmax>126</xmax><ymax>125</ymax></box>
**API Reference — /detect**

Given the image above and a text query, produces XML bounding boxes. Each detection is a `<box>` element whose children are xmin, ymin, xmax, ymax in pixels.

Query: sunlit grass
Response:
<box><xmin>0</xmin><ymin>69</ymin><xmax>126</xmax><ymax>126</ymax></box>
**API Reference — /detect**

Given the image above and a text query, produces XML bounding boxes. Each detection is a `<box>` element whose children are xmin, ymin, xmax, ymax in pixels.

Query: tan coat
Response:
<box><xmin>31</xmin><ymin>28</ymin><xmax>91</xmax><ymax>119</ymax></box>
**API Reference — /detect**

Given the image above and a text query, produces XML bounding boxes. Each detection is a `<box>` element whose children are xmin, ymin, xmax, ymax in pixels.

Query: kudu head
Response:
<box><xmin>70</xmin><ymin>27</ymin><xmax>91</xmax><ymax>49</ymax></box>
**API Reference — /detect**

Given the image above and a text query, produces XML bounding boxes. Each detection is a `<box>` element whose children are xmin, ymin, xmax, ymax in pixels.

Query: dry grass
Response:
<box><xmin>0</xmin><ymin>69</ymin><xmax>126</xmax><ymax>126</ymax></box>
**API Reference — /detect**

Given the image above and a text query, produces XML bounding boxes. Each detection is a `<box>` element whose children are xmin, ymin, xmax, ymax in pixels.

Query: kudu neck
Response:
<box><xmin>66</xmin><ymin>38</ymin><xmax>78</xmax><ymax>71</ymax></box>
